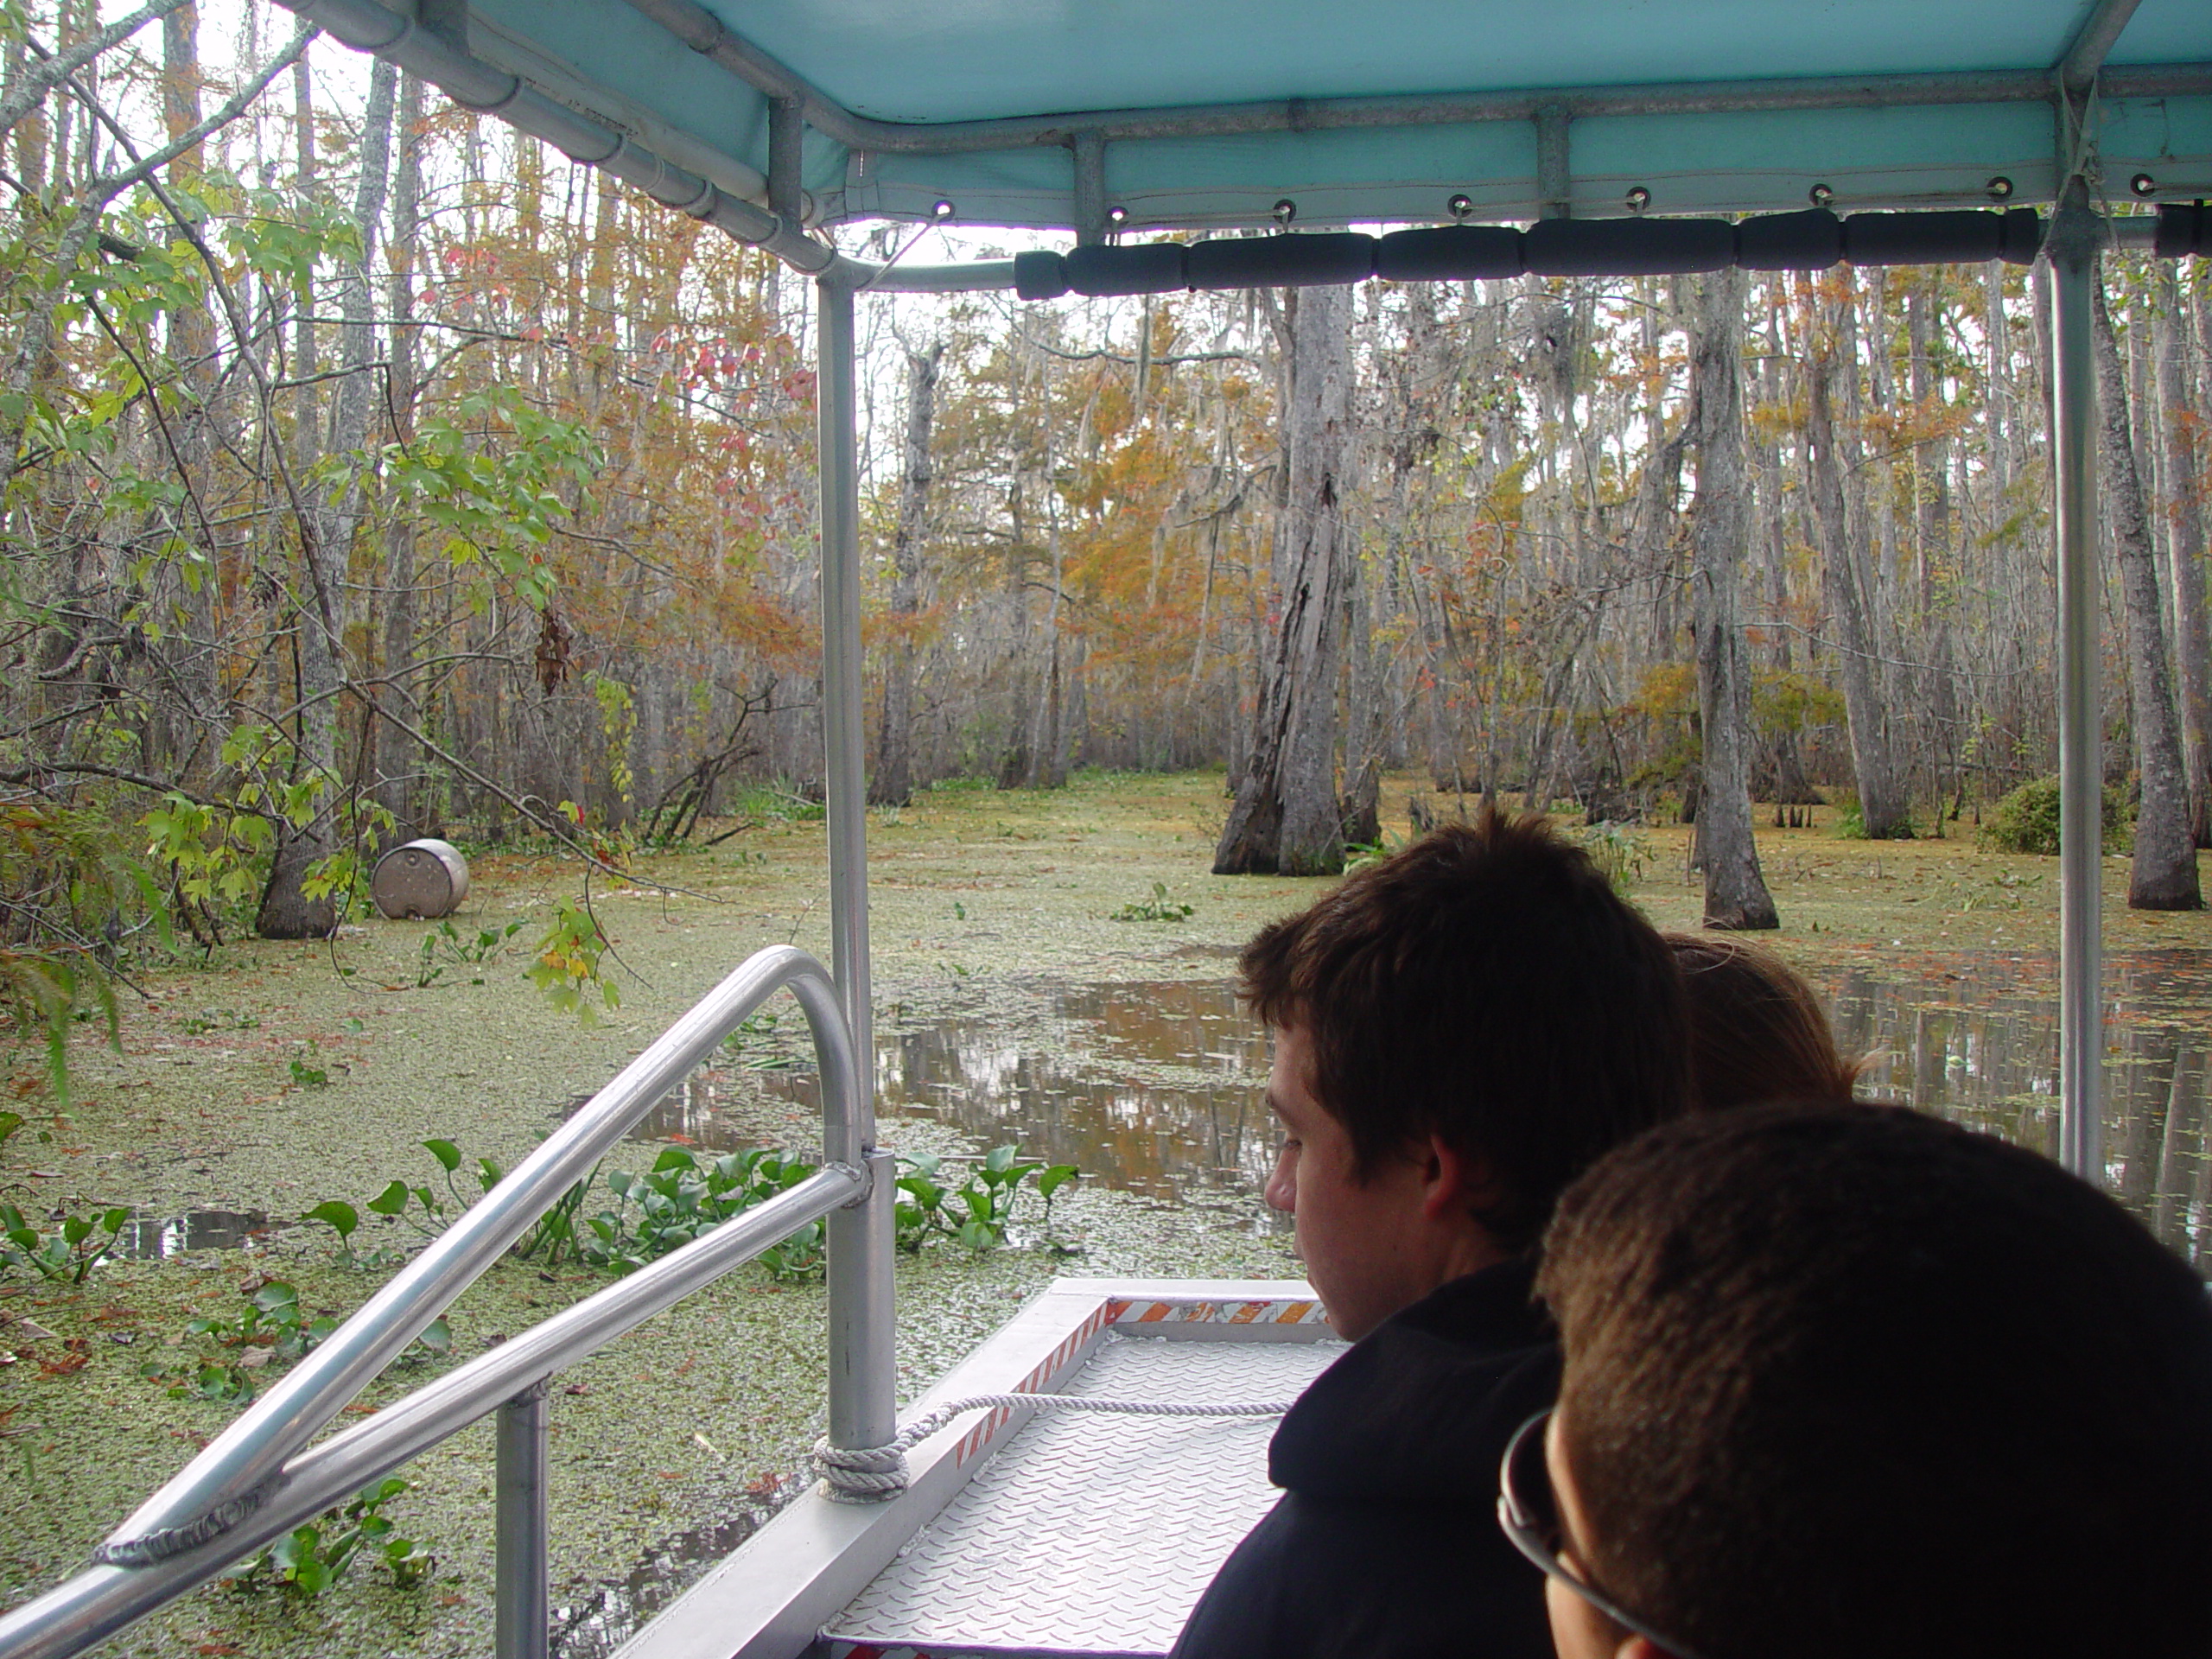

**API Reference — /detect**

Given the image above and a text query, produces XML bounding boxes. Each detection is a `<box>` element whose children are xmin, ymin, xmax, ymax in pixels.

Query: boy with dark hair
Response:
<box><xmin>1173</xmin><ymin>810</ymin><xmax>1692</xmax><ymax>1659</ymax></box>
<box><xmin>1517</xmin><ymin>1105</ymin><xmax>2212</xmax><ymax>1659</ymax></box>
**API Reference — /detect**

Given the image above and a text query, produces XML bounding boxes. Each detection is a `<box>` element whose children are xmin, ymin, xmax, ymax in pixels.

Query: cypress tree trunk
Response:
<box><xmin>2153</xmin><ymin>266</ymin><xmax>2212</xmax><ymax>846</ymax></box>
<box><xmin>289</xmin><ymin>52</ymin><xmax>319</xmax><ymax>474</ymax></box>
<box><xmin>258</xmin><ymin>58</ymin><xmax>397</xmax><ymax>938</ymax></box>
<box><xmin>1215</xmin><ymin>283</ymin><xmax>1352</xmax><ymax>875</ymax></box>
<box><xmin>375</xmin><ymin>70</ymin><xmax>425</xmax><ymax>838</ymax></box>
<box><xmin>161</xmin><ymin>3</ymin><xmax>219</xmax><ymax>763</ymax></box>
<box><xmin>1687</xmin><ymin>270</ymin><xmax>1777</xmax><ymax>929</ymax></box>
<box><xmin>1808</xmin><ymin>279</ymin><xmax>1910</xmax><ymax>838</ymax></box>
<box><xmin>2092</xmin><ymin>272</ymin><xmax>2202</xmax><ymax>910</ymax></box>
<box><xmin>872</xmin><ymin>342</ymin><xmax>940</xmax><ymax>806</ymax></box>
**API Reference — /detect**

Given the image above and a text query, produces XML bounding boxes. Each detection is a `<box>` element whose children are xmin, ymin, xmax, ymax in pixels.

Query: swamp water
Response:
<box><xmin>641</xmin><ymin>953</ymin><xmax>2212</xmax><ymax>1268</ymax></box>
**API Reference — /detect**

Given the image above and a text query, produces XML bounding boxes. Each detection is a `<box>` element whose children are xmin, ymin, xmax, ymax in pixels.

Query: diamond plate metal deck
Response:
<box><xmin>824</xmin><ymin>1333</ymin><xmax>1341</xmax><ymax>1658</ymax></box>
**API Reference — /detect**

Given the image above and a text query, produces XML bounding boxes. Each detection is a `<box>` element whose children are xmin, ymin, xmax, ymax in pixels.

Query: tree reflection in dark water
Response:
<box><xmin>638</xmin><ymin>953</ymin><xmax>2209</xmax><ymax>1267</ymax></box>
<box><xmin>1817</xmin><ymin>950</ymin><xmax>2209</xmax><ymax>1267</ymax></box>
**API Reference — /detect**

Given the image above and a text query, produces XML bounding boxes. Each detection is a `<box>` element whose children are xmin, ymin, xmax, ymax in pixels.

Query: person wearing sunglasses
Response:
<box><xmin>1173</xmin><ymin>810</ymin><xmax>1694</xmax><ymax>1659</ymax></box>
<box><xmin>1510</xmin><ymin>1104</ymin><xmax>2212</xmax><ymax>1659</ymax></box>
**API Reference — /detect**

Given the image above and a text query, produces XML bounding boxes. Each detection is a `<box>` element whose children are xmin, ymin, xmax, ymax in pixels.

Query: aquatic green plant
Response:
<box><xmin>241</xmin><ymin>1477</ymin><xmax>431</xmax><ymax>1599</ymax></box>
<box><xmin>1569</xmin><ymin>821</ymin><xmax>1656</xmax><ymax>896</ymax></box>
<box><xmin>145</xmin><ymin>1279</ymin><xmax>450</xmax><ymax>1404</ymax></box>
<box><xmin>583</xmin><ymin>1146</ymin><xmax>822</xmax><ymax>1276</ymax></box>
<box><xmin>1109</xmin><ymin>882</ymin><xmax>1194</xmax><ymax>922</ymax></box>
<box><xmin>0</xmin><ymin>1200</ymin><xmax>129</xmax><ymax>1283</ymax></box>
<box><xmin>720</xmin><ymin>1007</ymin><xmax>803</xmax><ymax>1070</ymax></box>
<box><xmin>315</xmin><ymin>1137</ymin><xmax>587</xmax><ymax>1266</ymax></box>
<box><xmin>416</xmin><ymin>918</ymin><xmax>526</xmax><ymax>988</ymax></box>
<box><xmin>308</xmin><ymin>1130</ymin><xmax>1077</xmax><ymax>1293</ymax></box>
<box><xmin>895</xmin><ymin>1148</ymin><xmax>1078</xmax><ymax>1254</ymax></box>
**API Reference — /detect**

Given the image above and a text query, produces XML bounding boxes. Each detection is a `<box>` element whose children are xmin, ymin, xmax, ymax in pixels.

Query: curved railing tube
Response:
<box><xmin>90</xmin><ymin>944</ymin><xmax>870</xmax><ymax>1565</ymax></box>
<box><xmin>0</xmin><ymin>1163</ymin><xmax>869</xmax><ymax>1659</ymax></box>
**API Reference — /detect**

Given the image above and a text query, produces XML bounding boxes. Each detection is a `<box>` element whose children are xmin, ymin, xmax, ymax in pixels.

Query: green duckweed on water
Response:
<box><xmin>4</xmin><ymin>770</ymin><xmax>2208</xmax><ymax>1656</ymax></box>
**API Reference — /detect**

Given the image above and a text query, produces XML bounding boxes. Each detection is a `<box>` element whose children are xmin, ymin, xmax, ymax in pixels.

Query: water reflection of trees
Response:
<box><xmin>639</xmin><ymin>964</ymin><xmax>2208</xmax><ymax>1269</ymax></box>
<box><xmin>1818</xmin><ymin>957</ymin><xmax>2209</xmax><ymax>1268</ymax></box>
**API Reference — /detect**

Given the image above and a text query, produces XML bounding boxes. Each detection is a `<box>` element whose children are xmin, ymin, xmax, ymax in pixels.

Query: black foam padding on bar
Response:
<box><xmin>1014</xmin><ymin>251</ymin><xmax>1069</xmax><ymax>302</ymax></box>
<box><xmin>1064</xmin><ymin>241</ymin><xmax>1189</xmax><ymax>297</ymax></box>
<box><xmin>1998</xmin><ymin>207</ymin><xmax>2044</xmax><ymax>265</ymax></box>
<box><xmin>1375</xmin><ymin>226</ymin><xmax>1525</xmax><ymax>281</ymax></box>
<box><xmin>2155</xmin><ymin>202</ymin><xmax>2209</xmax><ymax>259</ymax></box>
<box><xmin>1185</xmin><ymin>232</ymin><xmax>1377</xmax><ymax>289</ymax></box>
<box><xmin>1736</xmin><ymin>209</ymin><xmax>1843</xmax><ymax>270</ymax></box>
<box><xmin>1844</xmin><ymin>210</ymin><xmax>2003</xmax><ymax>266</ymax></box>
<box><xmin>1523</xmin><ymin>217</ymin><xmax>1736</xmax><ymax>276</ymax></box>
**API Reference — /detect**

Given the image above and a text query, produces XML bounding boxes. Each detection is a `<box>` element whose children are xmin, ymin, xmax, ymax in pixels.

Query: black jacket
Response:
<box><xmin>1170</xmin><ymin>1258</ymin><xmax>1560</xmax><ymax>1659</ymax></box>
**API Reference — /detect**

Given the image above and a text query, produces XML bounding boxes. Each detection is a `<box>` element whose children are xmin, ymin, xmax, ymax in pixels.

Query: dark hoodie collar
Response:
<box><xmin>1268</xmin><ymin>1255</ymin><xmax>1560</xmax><ymax>1503</ymax></box>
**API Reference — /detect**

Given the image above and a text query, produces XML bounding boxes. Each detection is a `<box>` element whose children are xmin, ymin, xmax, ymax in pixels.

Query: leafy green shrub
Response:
<box><xmin>1978</xmin><ymin>776</ymin><xmax>2127</xmax><ymax>855</ymax></box>
<box><xmin>0</xmin><ymin>798</ymin><xmax>140</xmax><ymax>1103</ymax></box>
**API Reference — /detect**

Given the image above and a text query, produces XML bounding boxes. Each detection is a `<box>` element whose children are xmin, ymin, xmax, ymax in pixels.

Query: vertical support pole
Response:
<box><xmin>494</xmin><ymin>1383</ymin><xmax>550</xmax><ymax>1659</ymax></box>
<box><xmin>2048</xmin><ymin>188</ymin><xmax>2104</xmax><ymax>1183</ymax></box>
<box><xmin>1535</xmin><ymin>104</ymin><xmax>1571</xmax><ymax>220</ymax></box>
<box><xmin>816</xmin><ymin>276</ymin><xmax>872</xmax><ymax>1078</ymax></box>
<box><xmin>1072</xmin><ymin>130</ymin><xmax>1108</xmax><ymax>246</ymax></box>
<box><xmin>826</xmin><ymin>1148</ymin><xmax>899</xmax><ymax>1459</ymax></box>
<box><xmin>769</xmin><ymin>96</ymin><xmax>804</xmax><ymax>226</ymax></box>
<box><xmin>817</xmin><ymin>277</ymin><xmax>897</xmax><ymax>1465</ymax></box>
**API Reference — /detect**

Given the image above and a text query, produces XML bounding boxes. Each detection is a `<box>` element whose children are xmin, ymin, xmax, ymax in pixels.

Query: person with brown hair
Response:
<box><xmin>1665</xmin><ymin>932</ymin><xmax>1859</xmax><ymax>1109</ymax></box>
<box><xmin>1515</xmin><ymin>1105</ymin><xmax>2212</xmax><ymax>1659</ymax></box>
<box><xmin>1173</xmin><ymin>808</ymin><xmax>1693</xmax><ymax>1659</ymax></box>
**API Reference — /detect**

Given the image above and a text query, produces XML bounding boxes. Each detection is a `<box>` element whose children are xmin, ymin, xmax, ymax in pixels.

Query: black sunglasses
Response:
<box><xmin>1496</xmin><ymin>1408</ymin><xmax>1715</xmax><ymax>1659</ymax></box>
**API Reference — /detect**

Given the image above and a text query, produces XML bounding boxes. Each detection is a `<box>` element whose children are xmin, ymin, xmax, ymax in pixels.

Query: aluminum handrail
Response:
<box><xmin>0</xmin><ymin>944</ymin><xmax>890</xmax><ymax>1659</ymax></box>
<box><xmin>0</xmin><ymin>1166</ymin><xmax>864</xmax><ymax>1659</ymax></box>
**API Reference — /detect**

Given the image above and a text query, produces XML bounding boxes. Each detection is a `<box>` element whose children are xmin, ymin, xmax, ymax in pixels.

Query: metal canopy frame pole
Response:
<box><xmin>817</xmin><ymin>272</ymin><xmax>899</xmax><ymax>1459</ymax></box>
<box><xmin>2048</xmin><ymin>188</ymin><xmax>2103</xmax><ymax>1182</ymax></box>
<box><xmin>816</xmin><ymin>276</ymin><xmax>871</xmax><ymax>1092</ymax></box>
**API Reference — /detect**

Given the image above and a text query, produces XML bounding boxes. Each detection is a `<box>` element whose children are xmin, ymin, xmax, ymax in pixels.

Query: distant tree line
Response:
<box><xmin>0</xmin><ymin>0</ymin><xmax>2204</xmax><ymax>1024</ymax></box>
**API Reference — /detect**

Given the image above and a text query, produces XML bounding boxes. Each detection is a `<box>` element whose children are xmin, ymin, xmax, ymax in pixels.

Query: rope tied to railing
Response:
<box><xmin>812</xmin><ymin>1391</ymin><xmax>1296</xmax><ymax>1501</ymax></box>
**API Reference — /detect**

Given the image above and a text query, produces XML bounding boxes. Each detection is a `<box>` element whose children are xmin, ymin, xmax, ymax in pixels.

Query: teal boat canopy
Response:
<box><xmin>363</xmin><ymin>0</ymin><xmax>2207</xmax><ymax>235</ymax></box>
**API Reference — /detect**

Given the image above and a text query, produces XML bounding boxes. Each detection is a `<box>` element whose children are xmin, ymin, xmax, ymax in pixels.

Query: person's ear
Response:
<box><xmin>1615</xmin><ymin>1640</ymin><xmax>1667</xmax><ymax>1659</ymax></box>
<box><xmin>1420</xmin><ymin>1134</ymin><xmax>1498</xmax><ymax>1221</ymax></box>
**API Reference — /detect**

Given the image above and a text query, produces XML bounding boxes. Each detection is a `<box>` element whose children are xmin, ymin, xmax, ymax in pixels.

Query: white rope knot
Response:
<box><xmin>810</xmin><ymin>1435</ymin><xmax>912</xmax><ymax>1502</ymax></box>
<box><xmin>810</xmin><ymin>1393</ymin><xmax>1294</xmax><ymax>1503</ymax></box>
